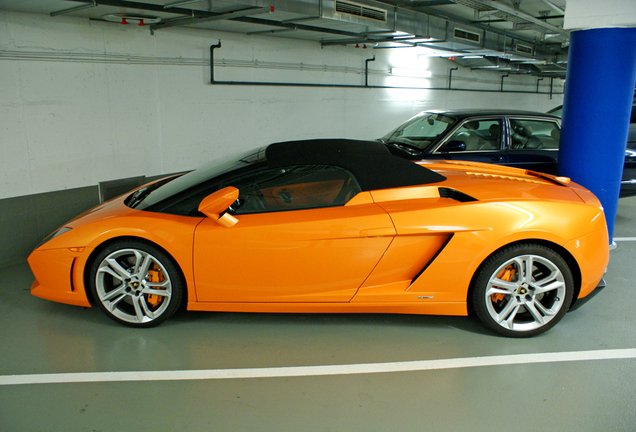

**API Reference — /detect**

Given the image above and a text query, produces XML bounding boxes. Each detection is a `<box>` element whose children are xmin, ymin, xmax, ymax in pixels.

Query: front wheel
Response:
<box><xmin>471</xmin><ymin>243</ymin><xmax>574</xmax><ymax>338</ymax></box>
<box><xmin>89</xmin><ymin>240</ymin><xmax>184</xmax><ymax>327</ymax></box>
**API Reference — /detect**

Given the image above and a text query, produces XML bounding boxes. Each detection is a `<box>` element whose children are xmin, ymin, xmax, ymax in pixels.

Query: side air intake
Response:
<box><xmin>439</xmin><ymin>187</ymin><xmax>478</xmax><ymax>202</ymax></box>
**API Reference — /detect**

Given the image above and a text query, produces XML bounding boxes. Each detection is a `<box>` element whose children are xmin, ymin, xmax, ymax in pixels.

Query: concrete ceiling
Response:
<box><xmin>0</xmin><ymin>0</ymin><xmax>570</xmax><ymax>77</ymax></box>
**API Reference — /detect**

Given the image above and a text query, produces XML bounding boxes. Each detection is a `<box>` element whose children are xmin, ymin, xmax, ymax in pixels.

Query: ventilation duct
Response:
<box><xmin>516</xmin><ymin>43</ymin><xmax>534</xmax><ymax>55</ymax></box>
<box><xmin>430</xmin><ymin>22</ymin><xmax>484</xmax><ymax>50</ymax></box>
<box><xmin>45</xmin><ymin>0</ymin><xmax>566</xmax><ymax>77</ymax></box>
<box><xmin>320</xmin><ymin>0</ymin><xmax>394</xmax><ymax>31</ymax></box>
<box><xmin>335</xmin><ymin>0</ymin><xmax>387</xmax><ymax>22</ymax></box>
<box><xmin>453</xmin><ymin>28</ymin><xmax>480</xmax><ymax>44</ymax></box>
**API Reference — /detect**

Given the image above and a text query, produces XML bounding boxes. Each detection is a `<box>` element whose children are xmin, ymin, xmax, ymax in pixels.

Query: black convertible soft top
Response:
<box><xmin>266</xmin><ymin>139</ymin><xmax>446</xmax><ymax>191</ymax></box>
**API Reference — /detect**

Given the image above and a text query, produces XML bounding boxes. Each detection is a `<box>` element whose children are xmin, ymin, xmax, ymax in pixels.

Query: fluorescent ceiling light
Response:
<box><xmin>164</xmin><ymin>0</ymin><xmax>201</xmax><ymax>8</ymax></box>
<box><xmin>393</xmin><ymin>34</ymin><xmax>416</xmax><ymax>40</ymax></box>
<box><xmin>391</xmin><ymin>67</ymin><xmax>432</xmax><ymax>78</ymax></box>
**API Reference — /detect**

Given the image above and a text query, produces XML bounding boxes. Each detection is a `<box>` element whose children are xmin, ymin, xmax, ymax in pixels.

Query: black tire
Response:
<box><xmin>471</xmin><ymin>243</ymin><xmax>574</xmax><ymax>338</ymax></box>
<box><xmin>89</xmin><ymin>239</ymin><xmax>184</xmax><ymax>327</ymax></box>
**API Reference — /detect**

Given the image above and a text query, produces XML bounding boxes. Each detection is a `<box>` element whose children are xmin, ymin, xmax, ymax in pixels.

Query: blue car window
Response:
<box><xmin>447</xmin><ymin>119</ymin><xmax>502</xmax><ymax>151</ymax></box>
<box><xmin>509</xmin><ymin>119</ymin><xmax>560</xmax><ymax>150</ymax></box>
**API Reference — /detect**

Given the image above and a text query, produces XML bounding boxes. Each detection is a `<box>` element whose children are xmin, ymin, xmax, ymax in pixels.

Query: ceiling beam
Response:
<box><xmin>67</xmin><ymin>0</ymin><xmax>362</xmax><ymax>38</ymax></box>
<box><xmin>538</xmin><ymin>0</ymin><xmax>565</xmax><ymax>15</ymax></box>
<box><xmin>70</xmin><ymin>0</ymin><xmax>216</xmax><ymax>17</ymax></box>
<box><xmin>406</xmin><ymin>4</ymin><xmax>566</xmax><ymax>57</ymax></box>
<box><xmin>151</xmin><ymin>6</ymin><xmax>273</xmax><ymax>30</ymax></box>
<box><xmin>51</xmin><ymin>1</ymin><xmax>96</xmax><ymax>16</ymax></box>
<box><xmin>451</xmin><ymin>0</ymin><xmax>568</xmax><ymax>36</ymax></box>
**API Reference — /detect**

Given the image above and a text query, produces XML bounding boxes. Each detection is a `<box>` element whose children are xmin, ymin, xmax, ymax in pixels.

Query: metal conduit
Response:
<box><xmin>449</xmin><ymin>67</ymin><xmax>458</xmax><ymax>90</ymax></box>
<box><xmin>0</xmin><ymin>48</ymin><xmax>564</xmax><ymax>94</ymax></box>
<box><xmin>209</xmin><ymin>43</ymin><xmax>564</xmax><ymax>94</ymax></box>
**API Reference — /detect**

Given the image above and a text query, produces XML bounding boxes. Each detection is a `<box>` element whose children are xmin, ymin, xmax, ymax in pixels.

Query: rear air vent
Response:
<box><xmin>516</xmin><ymin>43</ymin><xmax>533</xmax><ymax>55</ymax></box>
<box><xmin>335</xmin><ymin>0</ymin><xmax>387</xmax><ymax>22</ymax></box>
<box><xmin>453</xmin><ymin>28</ymin><xmax>480</xmax><ymax>43</ymax></box>
<box><xmin>439</xmin><ymin>187</ymin><xmax>478</xmax><ymax>202</ymax></box>
<box><xmin>467</xmin><ymin>172</ymin><xmax>544</xmax><ymax>184</ymax></box>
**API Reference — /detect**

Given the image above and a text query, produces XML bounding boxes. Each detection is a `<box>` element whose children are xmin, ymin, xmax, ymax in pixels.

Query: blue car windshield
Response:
<box><xmin>130</xmin><ymin>147</ymin><xmax>266</xmax><ymax>209</ymax></box>
<box><xmin>381</xmin><ymin>113</ymin><xmax>456</xmax><ymax>151</ymax></box>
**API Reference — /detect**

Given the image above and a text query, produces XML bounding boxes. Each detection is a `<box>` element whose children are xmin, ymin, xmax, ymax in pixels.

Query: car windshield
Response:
<box><xmin>131</xmin><ymin>147</ymin><xmax>266</xmax><ymax>209</ymax></box>
<box><xmin>380</xmin><ymin>113</ymin><xmax>456</xmax><ymax>151</ymax></box>
<box><xmin>547</xmin><ymin>105</ymin><xmax>562</xmax><ymax>117</ymax></box>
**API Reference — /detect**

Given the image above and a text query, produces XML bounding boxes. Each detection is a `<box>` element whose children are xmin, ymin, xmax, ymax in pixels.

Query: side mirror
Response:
<box><xmin>198</xmin><ymin>186</ymin><xmax>239</xmax><ymax>227</ymax></box>
<box><xmin>440</xmin><ymin>140</ymin><xmax>466</xmax><ymax>152</ymax></box>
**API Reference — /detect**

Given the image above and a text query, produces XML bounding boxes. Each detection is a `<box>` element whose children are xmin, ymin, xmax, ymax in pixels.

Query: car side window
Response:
<box><xmin>224</xmin><ymin>165</ymin><xmax>362</xmax><ymax>215</ymax></box>
<box><xmin>446</xmin><ymin>119</ymin><xmax>502</xmax><ymax>151</ymax></box>
<box><xmin>509</xmin><ymin>119</ymin><xmax>560</xmax><ymax>150</ymax></box>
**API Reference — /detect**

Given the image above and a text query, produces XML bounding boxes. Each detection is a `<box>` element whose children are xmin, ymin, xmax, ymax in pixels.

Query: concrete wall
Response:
<box><xmin>0</xmin><ymin>10</ymin><xmax>564</xmax><ymax>267</ymax></box>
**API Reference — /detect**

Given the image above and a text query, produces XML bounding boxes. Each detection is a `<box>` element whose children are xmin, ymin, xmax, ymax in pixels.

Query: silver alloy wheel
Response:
<box><xmin>485</xmin><ymin>254</ymin><xmax>566</xmax><ymax>333</ymax></box>
<box><xmin>95</xmin><ymin>248</ymin><xmax>173</xmax><ymax>325</ymax></box>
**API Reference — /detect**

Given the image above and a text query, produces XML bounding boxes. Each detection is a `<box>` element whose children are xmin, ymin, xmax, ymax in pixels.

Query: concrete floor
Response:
<box><xmin>1</xmin><ymin>199</ymin><xmax>636</xmax><ymax>432</ymax></box>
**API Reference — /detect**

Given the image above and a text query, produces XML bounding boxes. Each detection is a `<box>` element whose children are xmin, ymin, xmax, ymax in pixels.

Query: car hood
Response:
<box><xmin>417</xmin><ymin>159</ymin><xmax>600</xmax><ymax>206</ymax></box>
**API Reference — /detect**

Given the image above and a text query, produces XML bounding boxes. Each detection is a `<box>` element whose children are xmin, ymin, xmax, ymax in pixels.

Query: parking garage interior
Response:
<box><xmin>1</xmin><ymin>0</ymin><xmax>636</xmax><ymax>430</ymax></box>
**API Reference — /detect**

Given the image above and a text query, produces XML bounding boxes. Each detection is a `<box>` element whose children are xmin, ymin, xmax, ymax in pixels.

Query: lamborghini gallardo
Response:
<box><xmin>28</xmin><ymin>139</ymin><xmax>609</xmax><ymax>337</ymax></box>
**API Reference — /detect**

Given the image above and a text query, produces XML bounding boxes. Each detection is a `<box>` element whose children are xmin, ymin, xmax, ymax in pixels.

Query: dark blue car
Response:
<box><xmin>380</xmin><ymin>109</ymin><xmax>636</xmax><ymax>197</ymax></box>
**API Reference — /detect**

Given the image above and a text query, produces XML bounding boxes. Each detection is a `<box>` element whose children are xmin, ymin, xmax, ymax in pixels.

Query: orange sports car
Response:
<box><xmin>28</xmin><ymin>139</ymin><xmax>609</xmax><ymax>337</ymax></box>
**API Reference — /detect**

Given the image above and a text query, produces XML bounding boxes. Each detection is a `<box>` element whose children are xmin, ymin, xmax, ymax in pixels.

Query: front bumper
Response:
<box><xmin>28</xmin><ymin>248</ymin><xmax>91</xmax><ymax>307</ymax></box>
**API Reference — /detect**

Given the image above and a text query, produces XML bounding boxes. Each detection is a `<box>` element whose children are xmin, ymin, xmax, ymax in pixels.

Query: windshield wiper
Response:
<box><xmin>385</xmin><ymin>140</ymin><xmax>423</xmax><ymax>155</ymax></box>
<box><xmin>126</xmin><ymin>186</ymin><xmax>154</xmax><ymax>208</ymax></box>
<box><xmin>125</xmin><ymin>177</ymin><xmax>174</xmax><ymax>208</ymax></box>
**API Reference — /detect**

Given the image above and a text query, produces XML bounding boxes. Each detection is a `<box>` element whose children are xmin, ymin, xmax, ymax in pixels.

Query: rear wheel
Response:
<box><xmin>472</xmin><ymin>243</ymin><xmax>574</xmax><ymax>338</ymax></box>
<box><xmin>89</xmin><ymin>240</ymin><xmax>183</xmax><ymax>327</ymax></box>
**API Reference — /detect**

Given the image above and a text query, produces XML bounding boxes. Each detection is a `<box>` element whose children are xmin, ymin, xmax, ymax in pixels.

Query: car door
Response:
<box><xmin>193</xmin><ymin>165</ymin><xmax>396</xmax><ymax>303</ymax></box>
<box><xmin>431</xmin><ymin>117</ymin><xmax>508</xmax><ymax>165</ymax></box>
<box><xmin>505</xmin><ymin>117</ymin><xmax>560</xmax><ymax>174</ymax></box>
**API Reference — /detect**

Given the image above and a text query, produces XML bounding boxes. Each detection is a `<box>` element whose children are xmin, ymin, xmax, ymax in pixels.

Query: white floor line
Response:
<box><xmin>614</xmin><ymin>237</ymin><xmax>636</xmax><ymax>241</ymax></box>
<box><xmin>2</xmin><ymin>348</ymin><xmax>635</xmax><ymax>386</ymax></box>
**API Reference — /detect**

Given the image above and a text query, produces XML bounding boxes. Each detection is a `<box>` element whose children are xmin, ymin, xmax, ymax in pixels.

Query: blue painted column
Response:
<box><xmin>558</xmin><ymin>27</ymin><xmax>636</xmax><ymax>243</ymax></box>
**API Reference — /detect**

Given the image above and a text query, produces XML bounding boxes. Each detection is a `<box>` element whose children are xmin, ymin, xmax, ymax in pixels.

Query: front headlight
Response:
<box><xmin>36</xmin><ymin>227</ymin><xmax>72</xmax><ymax>249</ymax></box>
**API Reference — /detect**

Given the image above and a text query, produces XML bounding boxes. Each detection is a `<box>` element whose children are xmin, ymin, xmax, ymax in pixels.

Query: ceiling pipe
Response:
<box><xmin>207</xmin><ymin>43</ymin><xmax>561</xmax><ymax>94</ymax></box>
<box><xmin>449</xmin><ymin>67</ymin><xmax>458</xmax><ymax>89</ymax></box>
<box><xmin>550</xmin><ymin>77</ymin><xmax>554</xmax><ymax>100</ymax></box>
<box><xmin>501</xmin><ymin>73</ymin><xmax>509</xmax><ymax>91</ymax></box>
<box><xmin>365</xmin><ymin>56</ymin><xmax>376</xmax><ymax>87</ymax></box>
<box><xmin>536</xmin><ymin>77</ymin><xmax>544</xmax><ymax>93</ymax></box>
<box><xmin>210</xmin><ymin>40</ymin><xmax>222</xmax><ymax>84</ymax></box>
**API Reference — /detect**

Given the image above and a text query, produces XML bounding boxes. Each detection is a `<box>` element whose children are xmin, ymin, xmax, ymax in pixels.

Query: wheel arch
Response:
<box><xmin>466</xmin><ymin>238</ymin><xmax>582</xmax><ymax>314</ymax></box>
<box><xmin>83</xmin><ymin>235</ymin><xmax>189</xmax><ymax>308</ymax></box>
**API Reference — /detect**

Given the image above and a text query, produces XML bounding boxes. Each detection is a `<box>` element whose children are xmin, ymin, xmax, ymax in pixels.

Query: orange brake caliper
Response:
<box><xmin>146</xmin><ymin>265</ymin><xmax>165</xmax><ymax>307</ymax></box>
<box><xmin>492</xmin><ymin>267</ymin><xmax>515</xmax><ymax>303</ymax></box>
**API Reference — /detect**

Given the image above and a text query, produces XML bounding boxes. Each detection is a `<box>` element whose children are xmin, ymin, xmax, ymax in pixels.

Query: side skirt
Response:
<box><xmin>187</xmin><ymin>301</ymin><xmax>467</xmax><ymax>316</ymax></box>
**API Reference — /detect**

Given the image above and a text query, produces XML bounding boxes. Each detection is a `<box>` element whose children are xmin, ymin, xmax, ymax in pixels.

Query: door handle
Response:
<box><xmin>359</xmin><ymin>227</ymin><xmax>396</xmax><ymax>237</ymax></box>
<box><xmin>490</xmin><ymin>156</ymin><xmax>502</xmax><ymax>162</ymax></box>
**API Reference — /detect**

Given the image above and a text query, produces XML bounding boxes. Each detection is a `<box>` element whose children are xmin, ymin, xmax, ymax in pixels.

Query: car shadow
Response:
<box><xmin>168</xmin><ymin>309</ymin><xmax>495</xmax><ymax>337</ymax></box>
<box><xmin>28</xmin><ymin>294</ymin><xmax>495</xmax><ymax>337</ymax></box>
